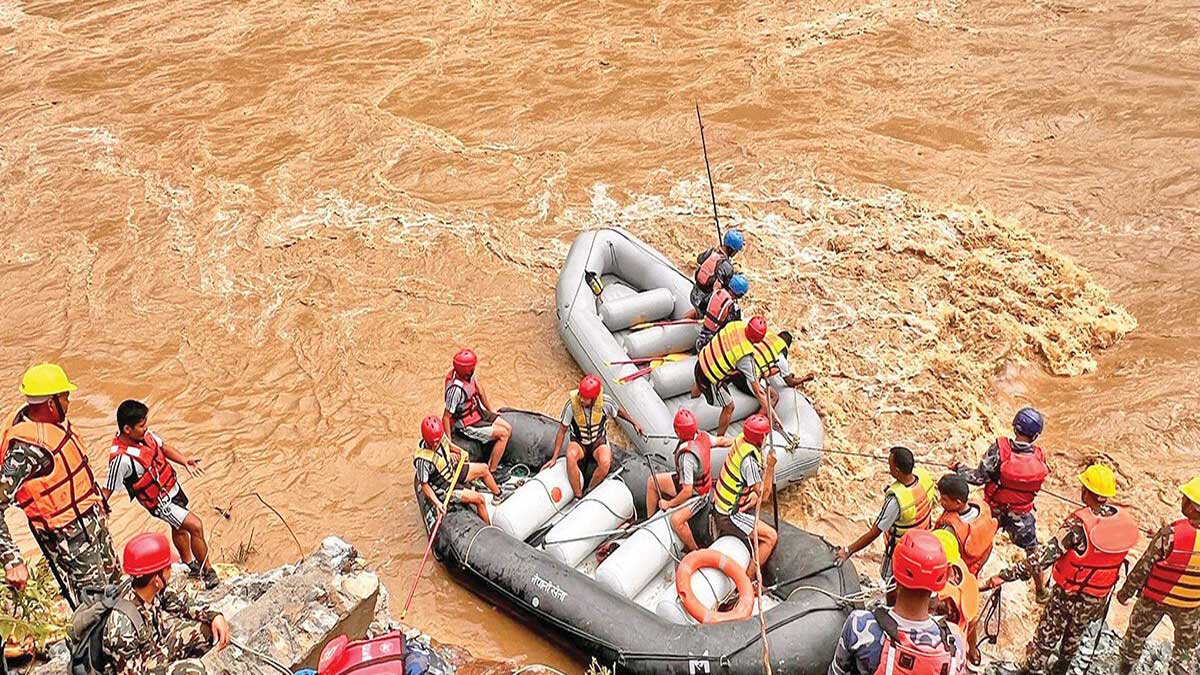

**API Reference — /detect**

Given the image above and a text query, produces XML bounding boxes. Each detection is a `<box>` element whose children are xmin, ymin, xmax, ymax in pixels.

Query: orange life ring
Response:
<box><xmin>675</xmin><ymin>549</ymin><xmax>755</xmax><ymax>624</ymax></box>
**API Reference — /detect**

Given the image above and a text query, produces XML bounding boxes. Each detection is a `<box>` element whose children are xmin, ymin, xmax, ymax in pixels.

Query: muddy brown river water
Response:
<box><xmin>1</xmin><ymin>0</ymin><xmax>1197</xmax><ymax>670</ymax></box>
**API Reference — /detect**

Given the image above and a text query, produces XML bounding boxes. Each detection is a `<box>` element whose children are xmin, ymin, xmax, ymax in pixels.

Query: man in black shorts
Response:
<box><xmin>543</xmin><ymin>375</ymin><xmax>642</xmax><ymax>499</ymax></box>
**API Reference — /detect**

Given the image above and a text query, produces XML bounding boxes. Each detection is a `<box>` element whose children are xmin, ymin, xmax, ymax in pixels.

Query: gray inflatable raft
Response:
<box><xmin>556</xmin><ymin>228</ymin><xmax>824</xmax><ymax>488</ymax></box>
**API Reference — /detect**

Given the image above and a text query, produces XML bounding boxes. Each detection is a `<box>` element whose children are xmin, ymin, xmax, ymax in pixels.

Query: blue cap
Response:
<box><xmin>723</xmin><ymin>230</ymin><xmax>744</xmax><ymax>253</ymax></box>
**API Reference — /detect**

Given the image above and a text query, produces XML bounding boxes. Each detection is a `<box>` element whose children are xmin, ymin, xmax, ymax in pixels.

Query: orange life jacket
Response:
<box><xmin>870</xmin><ymin>608</ymin><xmax>962</xmax><ymax>675</ymax></box>
<box><xmin>936</xmin><ymin>500</ymin><xmax>999</xmax><ymax>576</ymax></box>
<box><xmin>0</xmin><ymin>406</ymin><xmax>102</xmax><ymax>531</ymax></box>
<box><xmin>1052</xmin><ymin>506</ymin><xmax>1139</xmax><ymax>598</ymax></box>
<box><xmin>444</xmin><ymin>370</ymin><xmax>484</xmax><ymax>427</ymax></box>
<box><xmin>938</xmin><ymin>560</ymin><xmax>981</xmax><ymax>633</ymax></box>
<box><xmin>694</xmin><ymin>248</ymin><xmax>728</xmax><ymax>291</ymax></box>
<box><xmin>1141</xmin><ymin>519</ymin><xmax>1200</xmax><ymax>609</ymax></box>
<box><xmin>675</xmin><ymin>433</ymin><xmax>713</xmax><ymax>495</ymax></box>
<box><xmin>109</xmin><ymin>432</ymin><xmax>179</xmax><ymax>511</ymax></box>
<box><xmin>701</xmin><ymin>288</ymin><xmax>739</xmax><ymax>335</ymax></box>
<box><xmin>983</xmin><ymin>437</ymin><xmax>1048</xmax><ymax>515</ymax></box>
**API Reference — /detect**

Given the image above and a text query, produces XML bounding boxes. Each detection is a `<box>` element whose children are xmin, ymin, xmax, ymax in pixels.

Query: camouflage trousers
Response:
<box><xmin>142</xmin><ymin>618</ymin><xmax>212</xmax><ymax>675</ymax></box>
<box><xmin>34</xmin><ymin>510</ymin><xmax>120</xmax><ymax>607</ymax></box>
<box><xmin>1118</xmin><ymin>596</ymin><xmax>1199</xmax><ymax>675</ymax></box>
<box><xmin>1024</xmin><ymin>586</ymin><xmax>1109</xmax><ymax>675</ymax></box>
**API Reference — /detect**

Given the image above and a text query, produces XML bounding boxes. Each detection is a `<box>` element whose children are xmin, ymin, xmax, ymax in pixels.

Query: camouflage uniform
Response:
<box><xmin>0</xmin><ymin>439</ymin><xmax>120</xmax><ymax>605</ymax></box>
<box><xmin>102</xmin><ymin>583</ymin><xmax>218</xmax><ymax>675</ymax></box>
<box><xmin>1117</xmin><ymin>523</ymin><xmax>1200</xmax><ymax>675</ymax></box>
<box><xmin>994</xmin><ymin>508</ymin><xmax>1116</xmax><ymax>675</ymax></box>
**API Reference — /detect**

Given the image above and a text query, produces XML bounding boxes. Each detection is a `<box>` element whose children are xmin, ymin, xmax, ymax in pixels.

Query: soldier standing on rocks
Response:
<box><xmin>1116</xmin><ymin>475</ymin><xmax>1200</xmax><ymax>675</ymax></box>
<box><xmin>0</xmin><ymin>363</ymin><xmax>120</xmax><ymax>607</ymax></box>
<box><xmin>981</xmin><ymin>465</ymin><xmax>1139</xmax><ymax>675</ymax></box>
<box><xmin>90</xmin><ymin>532</ymin><xmax>230</xmax><ymax>675</ymax></box>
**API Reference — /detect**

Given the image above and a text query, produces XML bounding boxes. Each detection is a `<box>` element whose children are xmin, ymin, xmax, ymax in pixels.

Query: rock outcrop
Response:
<box><xmin>28</xmin><ymin>537</ymin><xmax>508</xmax><ymax>674</ymax></box>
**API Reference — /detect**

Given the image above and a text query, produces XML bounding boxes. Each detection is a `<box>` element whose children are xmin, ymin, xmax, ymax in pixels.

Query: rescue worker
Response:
<box><xmin>934</xmin><ymin>473</ymin><xmax>999</xmax><ymax>576</ymax></box>
<box><xmin>644</xmin><ymin>409</ymin><xmax>732</xmax><ymax>552</ymax></box>
<box><xmin>731</xmin><ymin>329</ymin><xmax>812</xmax><ymax>416</ymax></box>
<box><xmin>981</xmin><ymin>464</ymin><xmax>1139</xmax><ymax>675</ymax></box>
<box><xmin>95</xmin><ymin>532</ymin><xmax>229</xmax><ymax>675</ymax></box>
<box><xmin>415</xmin><ymin>416</ymin><xmax>502</xmax><ymax>525</ymax></box>
<box><xmin>1115</xmin><ymin>475</ymin><xmax>1200</xmax><ymax>675</ymax></box>
<box><xmin>0</xmin><ymin>363</ymin><xmax>119</xmax><ymax>607</ymax></box>
<box><xmin>442</xmin><ymin>349</ymin><xmax>513</xmax><ymax>472</ymax></box>
<box><xmin>837</xmin><ymin>446</ymin><xmax>938</xmax><ymax>583</ymax></box>
<box><xmin>695</xmin><ymin>273</ymin><xmax>748</xmax><ymax>350</ymax></box>
<box><xmin>951</xmin><ymin>407</ymin><xmax>1050</xmax><ymax>599</ymax></box>
<box><xmin>710</xmin><ymin>414</ymin><xmax>777</xmax><ymax>576</ymax></box>
<box><xmin>690</xmin><ymin>229</ymin><xmax>743</xmax><ymax>313</ymax></box>
<box><xmin>829</xmin><ymin>529</ymin><xmax>968</xmax><ymax>675</ymax></box>
<box><xmin>932</xmin><ymin>530</ymin><xmax>983</xmax><ymax>671</ymax></box>
<box><xmin>101</xmin><ymin>400</ymin><xmax>218</xmax><ymax>590</ymax></box>
<box><xmin>544</xmin><ymin>375</ymin><xmax>643</xmax><ymax>499</ymax></box>
<box><xmin>691</xmin><ymin>316</ymin><xmax>768</xmax><ymax>436</ymax></box>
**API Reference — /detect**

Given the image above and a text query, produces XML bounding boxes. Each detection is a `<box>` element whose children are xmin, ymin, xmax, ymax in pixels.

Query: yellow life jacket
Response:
<box><xmin>750</xmin><ymin>333</ymin><xmax>788</xmax><ymax>380</ymax></box>
<box><xmin>698</xmin><ymin>321</ymin><xmax>755</xmax><ymax>385</ymax></box>
<box><xmin>886</xmin><ymin>467</ymin><xmax>938</xmax><ymax>541</ymax></box>
<box><xmin>569</xmin><ymin>391</ymin><xmax>607</xmax><ymax>445</ymax></box>
<box><xmin>713</xmin><ymin>434</ymin><xmax>763</xmax><ymax>516</ymax></box>
<box><xmin>414</xmin><ymin>435</ymin><xmax>458</xmax><ymax>496</ymax></box>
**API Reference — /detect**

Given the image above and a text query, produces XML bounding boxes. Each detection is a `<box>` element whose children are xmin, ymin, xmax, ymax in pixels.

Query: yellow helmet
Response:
<box><xmin>1078</xmin><ymin>464</ymin><xmax>1117</xmax><ymax>498</ymax></box>
<box><xmin>18</xmin><ymin>363</ymin><xmax>77</xmax><ymax>398</ymax></box>
<box><xmin>933</xmin><ymin>529</ymin><xmax>963</xmax><ymax>566</ymax></box>
<box><xmin>1181</xmin><ymin>476</ymin><xmax>1200</xmax><ymax>506</ymax></box>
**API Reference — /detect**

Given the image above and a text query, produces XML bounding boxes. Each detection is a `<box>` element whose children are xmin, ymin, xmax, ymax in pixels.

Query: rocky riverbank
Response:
<box><xmin>28</xmin><ymin>537</ymin><xmax>513</xmax><ymax>675</ymax></box>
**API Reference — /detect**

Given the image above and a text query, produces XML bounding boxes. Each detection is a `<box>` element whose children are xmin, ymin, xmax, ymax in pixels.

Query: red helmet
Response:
<box><xmin>892</xmin><ymin>530</ymin><xmax>950</xmax><ymax>592</ymax></box>
<box><xmin>746</xmin><ymin>316</ymin><xmax>767</xmax><ymax>343</ymax></box>
<box><xmin>673</xmin><ymin>409</ymin><xmax>698</xmax><ymax>441</ymax></box>
<box><xmin>420</xmin><ymin>415</ymin><xmax>444</xmax><ymax>447</ymax></box>
<box><xmin>452</xmin><ymin>349</ymin><xmax>477</xmax><ymax>378</ymax></box>
<box><xmin>742</xmin><ymin>414</ymin><xmax>770</xmax><ymax>445</ymax></box>
<box><xmin>122</xmin><ymin>532</ymin><xmax>178</xmax><ymax>576</ymax></box>
<box><xmin>579</xmin><ymin>374</ymin><xmax>602</xmax><ymax>401</ymax></box>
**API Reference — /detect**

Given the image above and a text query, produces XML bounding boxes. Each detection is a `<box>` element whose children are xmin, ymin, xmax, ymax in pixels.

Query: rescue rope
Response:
<box><xmin>229</xmin><ymin>638</ymin><xmax>293</xmax><ymax>675</ymax></box>
<box><xmin>206</xmin><ymin>490</ymin><xmax>305</xmax><ymax>571</ymax></box>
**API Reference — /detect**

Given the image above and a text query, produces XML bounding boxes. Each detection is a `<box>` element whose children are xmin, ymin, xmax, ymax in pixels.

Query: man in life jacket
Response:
<box><xmin>644</xmin><ymin>409</ymin><xmax>732</xmax><ymax>552</ymax></box>
<box><xmin>951</xmin><ymin>407</ymin><xmax>1050</xmax><ymax>599</ymax></box>
<box><xmin>1116</xmin><ymin>475</ymin><xmax>1200</xmax><ymax>675</ymax></box>
<box><xmin>0</xmin><ymin>363</ymin><xmax>119</xmax><ymax>607</ymax></box>
<box><xmin>73</xmin><ymin>532</ymin><xmax>230</xmax><ymax>675</ymax></box>
<box><xmin>442</xmin><ymin>349</ymin><xmax>513</xmax><ymax>472</ymax></box>
<box><xmin>982</xmin><ymin>464</ymin><xmax>1139</xmax><ymax>675</ymax></box>
<box><xmin>710</xmin><ymin>414</ymin><xmax>778</xmax><ymax>577</ymax></box>
<box><xmin>931</xmin><ymin>530</ymin><xmax>983</xmax><ymax>672</ymax></box>
<box><xmin>692</xmin><ymin>316</ymin><xmax>768</xmax><ymax>436</ymax></box>
<box><xmin>695</xmin><ymin>273</ymin><xmax>749</xmax><ymax>350</ymax></box>
<box><xmin>690</xmin><ymin>229</ymin><xmax>743</xmax><ymax>313</ymax></box>
<box><xmin>829</xmin><ymin>529</ymin><xmax>968</xmax><ymax>675</ymax></box>
<box><xmin>415</xmin><ymin>416</ymin><xmax>502</xmax><ymax>525</ymax></box>
<box><xmin>100</xmin><ymin>400</ymin><xmax>218</xmax><ymax>590</ymax></box>
<box><xmin>730</xmin><ymin>329</ymin><xmax>812</xmax><ymax>414</ymax></box>
<box><xmin>838</xmin><ymin>446</ymin><xmax>939</xmax><ymax>583</ymax></box>
<box><xmin>544</xmin><ymin>375</ymin><xmax>643</xmax><ymax>499</ymax></box>
<box><xmin>934</xmin><ymin>473</ymin><xmax>998</xmax><ymax>577</ymax></box>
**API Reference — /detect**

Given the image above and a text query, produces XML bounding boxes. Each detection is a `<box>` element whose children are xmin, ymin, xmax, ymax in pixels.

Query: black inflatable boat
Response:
<box><xmin>418</xmin><ymin>410</ymin><xmax>859</xmax><ymax>675</ymax></box>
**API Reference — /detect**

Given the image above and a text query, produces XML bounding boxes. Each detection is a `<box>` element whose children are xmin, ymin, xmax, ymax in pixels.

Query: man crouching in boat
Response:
<box><xmin>711</xmin><ymin>414</ymin><xmax>778</xmax><ymax>578</ymax></box>
<box><xmin>544</xmin><ymin>375</ymin><xmax>643</xmax><ymax>499</ymax></box>
<box><xmin>415</xmin><ymin>416</ymin><xmax>502</xmax><ymax>525</ymax></box>
<box><xmin>692</xmin><ymin>316</ymin><xmax>768</xmax><ymax>436</ymax></box>
<box><xmin>689</xmin><ymin>229</ymin><xmax>743</xmax><ymax>314</ymax></box>
<box><xmin>645</xmin><ymin>410</ymin><xmax>732</xmax><ymax>552</ymax></box>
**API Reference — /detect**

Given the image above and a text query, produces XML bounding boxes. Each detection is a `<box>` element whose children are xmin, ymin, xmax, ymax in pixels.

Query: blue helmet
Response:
<box><xmin>1013</xmin><ymin>407</ymin><xmax>1044</xmax><ymax>439</ymax></box>
<box><xmin>722</xmin><ymin>229</ymin><xmax>745</xmax><ymax>253</ymax></box>
<box><xmin>728</xmin><ymin>274</ymin><xmax>749</xmax><ymax>296</ymax></box>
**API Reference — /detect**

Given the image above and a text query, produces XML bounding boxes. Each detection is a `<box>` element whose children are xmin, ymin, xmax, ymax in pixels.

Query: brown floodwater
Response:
<box><xmin>1</xmin><ymin>0</ymin><xmax>1197</xmax><ymax>670</ymax></box>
